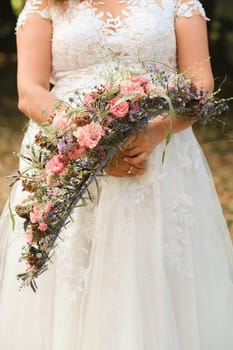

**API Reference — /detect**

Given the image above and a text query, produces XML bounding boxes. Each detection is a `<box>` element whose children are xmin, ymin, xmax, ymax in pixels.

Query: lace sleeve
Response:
<box><xmin>175</xmin><ymin>0</ymin><xmax>209</xmax><ymax>20</ymax></box>
<box><xmin>15</xmin><ymin>0</ymin><xmax>52</xmax><ymax>32</ymax></box>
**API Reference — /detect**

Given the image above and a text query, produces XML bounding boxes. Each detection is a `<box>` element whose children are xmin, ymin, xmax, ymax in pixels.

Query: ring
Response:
<box><xmin>127</xmin><ymin>166</ymin><xmax>134</xmax><ymax>174</ymax></box>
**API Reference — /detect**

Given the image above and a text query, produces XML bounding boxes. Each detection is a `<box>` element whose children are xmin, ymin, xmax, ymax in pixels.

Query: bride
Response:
<box><xmin>0</xmin><ymin>0</ymin><xmax>233</xmax><ymax>349</ymax></box>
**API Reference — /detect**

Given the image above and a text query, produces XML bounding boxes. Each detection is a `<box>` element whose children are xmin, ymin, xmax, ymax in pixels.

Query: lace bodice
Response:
<box><xmin>16</xmin><ymin>0</ymin><xmax>207</xmax><ymax>92</ymax></box>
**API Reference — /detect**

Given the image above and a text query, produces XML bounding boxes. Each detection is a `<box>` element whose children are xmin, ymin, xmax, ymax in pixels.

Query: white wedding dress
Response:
<box><xmin>0</xmin><ymin>0</ymin><xmax>233</xmax><ymax>349</ymax></box>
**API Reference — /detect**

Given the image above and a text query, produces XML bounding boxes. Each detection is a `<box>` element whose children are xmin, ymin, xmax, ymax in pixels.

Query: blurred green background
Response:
<box><xmin>0</xmin><ymin>0</ymin><xmax>232</xmax><ymax>237</ymax></box>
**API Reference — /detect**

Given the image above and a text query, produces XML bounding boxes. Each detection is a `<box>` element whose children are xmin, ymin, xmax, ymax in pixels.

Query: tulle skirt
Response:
<box><xmin>0</xmin><ymin>121</ymin><xmax>233</xmax><ymax>350</ymax></box>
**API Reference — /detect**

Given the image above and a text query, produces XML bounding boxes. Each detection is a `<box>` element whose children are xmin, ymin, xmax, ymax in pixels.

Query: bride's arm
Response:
<box><xmin>156</xmin><ymin>10</ymin><xmax>214</xmax><ymax>135</ymax></box>
<box><xmin>121</xmin><ymin>11</ymin><xmax>214</xmax><ymax>166</ymax></box>
<box><xmin>17</xmin><ymin>1</ymin><xmax>59</xmax><ymax>123</ymax></box>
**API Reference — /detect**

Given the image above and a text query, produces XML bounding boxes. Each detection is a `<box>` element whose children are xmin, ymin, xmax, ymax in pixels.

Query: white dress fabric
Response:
<box><xmin>1</xmin><ymin>1</ymin><xmax>233</xmax><ymax>349</ymax></box>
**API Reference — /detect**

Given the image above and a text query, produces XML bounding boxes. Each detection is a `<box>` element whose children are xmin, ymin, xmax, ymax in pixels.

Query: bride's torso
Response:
<box><xmin>50</xmin><ymin>0</ymin><xmax>178</xmax><ymax>90</ymax></box>
<box><xmin>17</xmin><ymin>0</ymin><xmax>206</xmax><ymax>98</ymax></box>
<box><xmin>16</xmin><ymin>0</ymin><xmax>208</xmax><ymax>200</ymax></box>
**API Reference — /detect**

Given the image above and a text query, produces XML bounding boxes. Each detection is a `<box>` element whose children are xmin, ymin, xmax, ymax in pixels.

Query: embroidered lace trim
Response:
<box><xmin>175</xmin><ymin>0</ymin><xmax>209</xmax><ymax>20</ymax></box>
<box><xmin>15</xmin><ymin>0</ymin><xmax>52</xmax><ymax>32</ymax></box>
<box><xmin>16</xmin><ymin>0</ymin><xmax>208</xmax><ymax>34</ymax></box>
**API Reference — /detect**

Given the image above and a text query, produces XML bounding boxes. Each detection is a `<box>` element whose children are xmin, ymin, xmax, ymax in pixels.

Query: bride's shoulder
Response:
<box><xmin>174</xmin><ymin>0</ymin><xmax>208</xmax><ymax>20</ymax></box>
<box><xmin>15</xmin><ymin>0</ymin><xmax>59</xmax><ymax>32</ymax></box>
<box><xmin>19</xmin><ymin>0</ymin><xmax>52</xmax><ymax>14</ymax></box>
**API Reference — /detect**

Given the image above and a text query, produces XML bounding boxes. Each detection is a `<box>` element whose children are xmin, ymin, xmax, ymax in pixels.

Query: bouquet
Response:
<box><xmin>13</xmin><ymin>62</ymin><xmax>229</xmax><ymax>291</ymax></box>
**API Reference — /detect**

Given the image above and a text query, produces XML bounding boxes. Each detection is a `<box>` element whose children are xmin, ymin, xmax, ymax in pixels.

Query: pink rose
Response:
<box><xmin>84</xmin><ymin>93</ymin><xmax>94</xmax><ymax>107</ymax></box>
<box><xmin>46</xmin><ymin>155</ymin><xmax>65</xmax><ymax>175</ymax></box>
<box><xmin>108</xmin><ymin>97</ymin><xmax>129</xmax><ymax>118</ymax></box>
<box><xmin>120</xmin><ymin>82</ymin><xmax>145</xmax><ymax>99</ymax></box>
<box><xmin>53</xmin><ymin>110</ymin><xmax>69</xmax><ymax>130</ymax></box>
<box><xmin>74</xmin><ymin>122</ymin><xmax>104</xmax><ymax>149</ymax></box>
<box><xmin>38</xmin><ymin>222</ymin><xmax>48</xmax><ymax>232</ymax></box>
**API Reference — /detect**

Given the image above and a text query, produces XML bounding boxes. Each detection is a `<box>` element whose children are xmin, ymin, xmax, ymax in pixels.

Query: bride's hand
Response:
<box><xmin>121</xmin><ymin>119</ymin><xmax>167</xmax><ymax>167</ymax></box>
<box><xmin>103</xmin><ymin>149</ymin><xmax>146</xmax><ymax>177</ymax></box>
<box><xmin>103</xmin><ymin>119</ymin><xmax>167</xmax><ymax>177</ymax></box>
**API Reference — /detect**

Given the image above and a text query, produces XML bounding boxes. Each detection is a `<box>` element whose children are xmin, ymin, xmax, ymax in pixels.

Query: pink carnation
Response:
<box><xmin>26</xmin><ymin>232</ymin><xmax>33</xmax><ymax>243</ymax></box>
<box><xmin>38</xmin><ymin>222</ymin><xmax>48</xmax><ymax>232</ymax></box>
<box><xmin>53</xmin><ymin>111</ymin><xmax>69</xmax><ymax>130</ymax></box>
<box><xmin>144</xmin><ymin>82</ymin><xmax>156</xmax><ymax>94</ymax></box>
<box><xmin>45</xmin><ymin>203</ymin><xmax>54</xmax><ymax>215</ymax></box>
<box><xmin>74</xmin><ymin>122</ymin><xmax>104</xmax><ymax>149</ymax></box>
<box><xmin>108</xmin><ymin>97</ymin><xmax>129</xmax><ymax>118</ymax></box>
<box><xmin>26</xmin><ymin>227</ymin><xmax>33</xmax><ymax>243</ymax></box>
<box><xmin>68</xmin><ymin>144</ymin><xmax>86</xmax><ymax>160</ymax></box>
<box><xmin>29</xmin><ymin>207</ymin><xmax>41</xmax><ymax>224</ymax></box>
<box><xmin>131</xmin><ymin>76</ymin><xmax>149</xmax><ymax>84</ymax></box>
<box><xmin>46</xmin><ymin>155</ymin><xmax>65</xmax><ymax>175</ymax></box>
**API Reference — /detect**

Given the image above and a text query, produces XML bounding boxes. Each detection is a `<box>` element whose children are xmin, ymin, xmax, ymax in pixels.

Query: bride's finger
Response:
<box><xmin>124</xmin><ymin>152</ymin><xmax>147</xmax><ymax>165</ymax></box>
<box><xmin>121</xmin><ymin>147</ymin><xmax>143</xmax><ymax>157</ymax></box>
<box><xmin>126</xmin><ymin>160</ymin><xmax>146</xmax><ymax>170</ymax></box>
<box><xmin>119</xmin><ymin>143</ymin><xmax>138</xmax><ymax>152</ymax></box>
<box><xmin>122</xmin><ymin>133</ymin><xmax>139</xmax><ymax>149</ymax></box>
<box><xmin>126</xmin><ymin>166</ymin><xmax>145</xmax><ymax>177</ymax></box>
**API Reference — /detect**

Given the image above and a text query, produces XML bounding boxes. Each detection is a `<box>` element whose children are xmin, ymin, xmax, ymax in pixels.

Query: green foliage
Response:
<box><xmin>11</xmin><ymin>0</ymin><xmax>24</xmax><ymax>15</ymax></box>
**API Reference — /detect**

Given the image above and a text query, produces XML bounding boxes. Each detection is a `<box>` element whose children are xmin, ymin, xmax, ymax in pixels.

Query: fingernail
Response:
<box><xmin>124</xmin><ymin>157</ymin><xmax>129</xmax><ymax>162</ymax></box>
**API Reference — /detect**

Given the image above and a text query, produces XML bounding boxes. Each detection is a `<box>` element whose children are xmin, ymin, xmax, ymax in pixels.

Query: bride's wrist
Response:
<box><xmin>147</xmin><ymin>115</ymin><xmax>169</xmax><ymax>146</ymax></box>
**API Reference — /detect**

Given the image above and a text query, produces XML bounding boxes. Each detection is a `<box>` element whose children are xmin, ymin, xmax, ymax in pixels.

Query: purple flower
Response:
<box><xmin>65</xmin><ymin>134</ymin><xmax>73</xmax><ymax>144</ymax></box>
<box><xmin>57</xmin><ymin>141</ymin><xmax>67</xmax><ymax>153</ymax></box>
